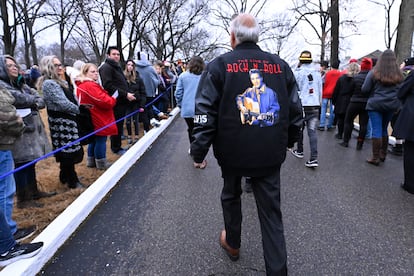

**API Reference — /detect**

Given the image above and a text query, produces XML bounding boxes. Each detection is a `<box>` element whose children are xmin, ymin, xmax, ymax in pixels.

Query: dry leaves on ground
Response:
<box><xmin>12</xmin><ymin>109</ymin><xmax>143</xmax><ymax>240</ymax></box>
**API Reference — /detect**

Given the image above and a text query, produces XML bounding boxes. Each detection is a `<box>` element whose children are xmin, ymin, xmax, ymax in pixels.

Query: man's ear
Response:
<box><xmin>230</xmin><ymin>32</ymin><xmax>236</xmax><ymax>49</ymax></box>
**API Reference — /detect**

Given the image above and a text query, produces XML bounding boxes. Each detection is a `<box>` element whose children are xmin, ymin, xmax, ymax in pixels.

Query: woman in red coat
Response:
<box><xmin>75</xmin><ymin>63</ymin><xmax>117</xmax><ymax>170</ymax></box>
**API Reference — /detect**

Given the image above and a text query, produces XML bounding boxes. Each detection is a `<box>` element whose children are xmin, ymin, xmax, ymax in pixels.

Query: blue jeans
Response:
<box><xmin>0</xmin><ymin>208</ymin><xmax>15</xmax><ymax>254</ymax></box>
<box><xmin>366</xmin><ymin>118</ymin><xmax>372</xmax><ymax>138</ymax></box>
<box><xmin>0</xmin><ymin>151</ymin><xmax>17</xmax><ymax>235</ymax></box>
<box><xmin>297</xmin><ymin>108</ymin><xmax>319</xmax><ymax>160</ymax></box>
<box><xmin>319</xmin><ymin>98</ymin><xmax>335</xmax><ymax>128</ymax></box>
<box><xmin>87</xmin><ymin>136</ymin><xmax>108</xmax><ymax>159</ymax></box>
<box><xmin>368</xmin><ymin>111</ymin><xmax>393</xmax><ymax>138</ymax></box>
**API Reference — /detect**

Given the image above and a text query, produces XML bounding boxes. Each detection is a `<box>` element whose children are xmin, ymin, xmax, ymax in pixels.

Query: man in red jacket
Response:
<box><xmin>318</xmin><ymin>61</ymin><xmax>342</xmax><ymax>131</ymax></box>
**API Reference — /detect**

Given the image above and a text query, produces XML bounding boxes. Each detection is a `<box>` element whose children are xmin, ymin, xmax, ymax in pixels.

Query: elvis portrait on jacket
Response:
<box><xmin>236</xmin><ymin>69</ymin><xmax>280</xmax><ymax>127</ymax></box>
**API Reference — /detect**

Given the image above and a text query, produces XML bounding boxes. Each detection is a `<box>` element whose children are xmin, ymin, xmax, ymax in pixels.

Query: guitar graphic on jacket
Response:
<box><xmin>236</xmin><ymin>69</ymin><xmax>280</xmax><ymax>127</ymax></box>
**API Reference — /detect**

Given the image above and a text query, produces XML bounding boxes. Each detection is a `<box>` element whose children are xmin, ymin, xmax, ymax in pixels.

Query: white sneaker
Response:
<box><xmin>150</xmin><ymin>118</ymin><xmax>161</xmax><ymax>127</ymax></box>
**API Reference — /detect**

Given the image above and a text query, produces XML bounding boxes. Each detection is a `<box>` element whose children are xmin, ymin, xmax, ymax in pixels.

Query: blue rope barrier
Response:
<box><xmin>0</xmin><ymin>86</ymin><xmax>174</xmax><ymax>181</ymax></box>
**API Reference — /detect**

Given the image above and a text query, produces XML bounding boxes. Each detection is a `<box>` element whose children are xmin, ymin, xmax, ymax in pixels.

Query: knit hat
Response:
<box><xmin>299</xmin><ymin>50</ymin><xmax>312</xmax><ymax>63</ymax></box>
<box><xmin>404</xmin><ymin>57</ymin><xmax>414</xmax><ymax>66</ymax></box>
<box><xmin>349</xmin><ymin>58</ymin><xmax>358</xmax><ymax>63</ymax></box>
<box><xmin>360</xmin><ymin>57</ymin><xmax>372</xmax><ymax>71</ymax></box>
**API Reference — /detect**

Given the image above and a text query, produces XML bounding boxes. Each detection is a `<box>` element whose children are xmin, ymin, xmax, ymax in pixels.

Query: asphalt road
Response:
<box><xmin>41</xmin><ymin>117</ymin><xmax>413</xmax><ymax>275</ymax></box>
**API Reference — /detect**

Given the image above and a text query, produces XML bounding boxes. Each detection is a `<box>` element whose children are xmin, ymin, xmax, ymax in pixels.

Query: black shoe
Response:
<box><xmin>401</xmin><ymin>183</ymin><xmax>414</xmax><ymax>194</ymax></box>
<box><xmin>32</xmin><ymin>191</ymin><xmax>57</xmax><ymax>200</ymax></box>
<box><xmin>335</xmin><ymin>133</ymin><xmax>342</xmax><ymax>139</ymax></box>
<box><xmin>68</xmin><ymin>182</ymin><xmax>86</xmax><ymax>189</ymax></box>
<box><xmin>17</xmin><ymin>200</ymin><xmax>44</xmax><ymax>209</ymax></box>
<box><xmin>0</xmin><ymin>242</ymin><xmax>43</xmax><ymax>266</ymax></box>
<box><xmin>13</xmin><ymin>226</ymin><xmax>36</xmax><ymax>243</ymax></box>
<box><xmin>317</xmin><ymin>126</ymin><xmax>325</xmax><ymax>131</ymax></box>
<box><xmin>326</xmin><ymin>126</ymin><xmax>335</xmax><ymax>131</ymax></box>
<box><xmin>339</xmin><ymin>141</ymin><xmax>348</xmax><ymax>147</ymax></box>
<box><xmin>389</xmin><ymin>145</ymin><xmax>403</xmax><ymax>156</ymax></box>
<box><xmin>305</xmin><ymin>159</ymin><xmax>318</xmax><ymax>168</ymax></box>
<box><xmin>113</xmin><ymin>148</ymin><xmax>127</xmax><ymax>155</ymax></box>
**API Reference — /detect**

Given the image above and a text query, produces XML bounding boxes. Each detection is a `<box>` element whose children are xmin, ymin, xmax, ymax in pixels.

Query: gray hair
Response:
<box><xmin>230</xmin><ymin>13</ymin><xmax>260</xmax><ymax>45</ymax></box>
<box><xmin>37</xmin><ymin>55</ymin><xmax>67</xmax><ymax>90</ymax></box>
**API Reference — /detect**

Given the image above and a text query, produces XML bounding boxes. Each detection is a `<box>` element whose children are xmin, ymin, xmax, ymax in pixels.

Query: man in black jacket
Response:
<box><xmin>99</xmin><ymin>46</ymin><xmax>136</xmax><ymax>155</ymax></box>
<box><xmin>191</xmin><ymin>13</ymin><xmax>303</xmax><ymax>275</ymax></box>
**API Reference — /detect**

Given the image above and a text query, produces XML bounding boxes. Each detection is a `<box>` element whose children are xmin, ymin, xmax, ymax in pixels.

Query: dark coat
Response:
<box><xmin>127</xmin><ymin>74</ymin><xmax>147</xmax><ymax>109</ymax></box>
<box><xmin>99</xmin><ymin>58</ymin><xmax>129</xmax><ymax>106</ymax></box>
<box><xmin>191</xmin><ymin>42</ymin><xmax>303</xmax><ymax>176</ymax></box>
<box><xmin>393</xmin><ymin>70</ymin><xmax>414</xmax><ymax>141</ymax></box>
<box><xmin>362</xmin><ymin>70</ymin><xmax>401</xmax><ymax>112</ymax></box>
<box><xmin>349</xmin><ymin>70</ymin><xmax>370</xmax><ymax>103</ymax></box>
<box><xmin>332</xmin><ymin>74</ymin><xmax>354</xmax><ymax>115</ymax></box>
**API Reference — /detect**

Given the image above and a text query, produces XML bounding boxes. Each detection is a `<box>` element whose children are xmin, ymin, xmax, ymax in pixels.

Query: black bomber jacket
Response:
<box><xmin>191</xmin><ymin>42</ymin><xmax>303</xmax><ymax>176</ymax></box>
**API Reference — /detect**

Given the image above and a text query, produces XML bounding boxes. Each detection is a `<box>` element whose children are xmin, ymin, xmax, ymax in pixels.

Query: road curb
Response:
<box><xmin>0</xmin><ymin>108</ymin><xmax>180</xmax><ymax>276</ymax></box>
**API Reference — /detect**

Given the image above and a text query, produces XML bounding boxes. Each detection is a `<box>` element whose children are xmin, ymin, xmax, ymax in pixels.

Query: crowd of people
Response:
<box><xmin>0</xmin><ymin>48</ymin><xmax>187</xmax><ymax>266</ymax></box>
<box><xmin>0</xmin><ymin>12</ymin><xmax>413</xmax><ymax>274</ymax></box>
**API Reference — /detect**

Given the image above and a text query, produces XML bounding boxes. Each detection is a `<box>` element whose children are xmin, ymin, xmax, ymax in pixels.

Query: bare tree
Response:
<box><xmin>368</xmin><ymin>0</ymin><xmax>399</xmax><ymax>49</ymax></box>
<box><xmin>72</xmin><ymin>0</ymin><xmax>115</xmax><ymax>63</ymax></box>
<box><xmin>209</xmin><ymin>0</ymin><xmax>284</xmax><ymax>51</ymax></box>
<box><xmin>394</xmin><ymin>0</ymin><xmax>414</xmax><ymax>63</ymax></box>
<box><xmin>290</xmin><ymin>0</ymin><xmax>331</xmax><ymax>63</ymax></box>
<box><xmin>45</xmin><ymin>0</ymin><xmax>80</xmax><ymax>64</ymax></box>
<box><xmin>15</xmin><ymin>0</ymin><xmax>48</xmax><ymax>65</ymax></box>
<box><xmin>123</xmin><ymin>0</ymin><xmax>157</xmax><ymax>60</ymax></box>
<box><xmin>107</xmin><ymin>0</ymin><xmax>128</xmax><ymax>63</ymax></box>
<box><xmin>0</xmin><ymin>0</ymin><xmax>17</xmax><ymax>55</ymax></box>
<box><xmin>330</xmin><ymin>0</ymin><xmax>339</xmax><ymax>66</ymax></box>
<box><xmin>143</xmin><ymin>0</ymin><xmax>209</xmax><ymax>61</ymax></box>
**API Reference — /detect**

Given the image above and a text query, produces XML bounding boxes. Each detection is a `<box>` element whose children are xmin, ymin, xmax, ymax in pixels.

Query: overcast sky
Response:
<box><xmin>271</xmin><ymin>0</ymin><xmax>402</xmax><ymax>65</ymax></box>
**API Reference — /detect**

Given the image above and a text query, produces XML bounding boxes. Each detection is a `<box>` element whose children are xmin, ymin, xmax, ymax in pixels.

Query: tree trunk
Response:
<box><xmin>394</xmin><ymin>0</ymin><xmax>414</xmax><ymax>63</ymax></box>
<box><xmin>0</xmin><ymin>0</ymin><xmax>14</xmax><ymax>55</ymax></box>
<box><xmin>330</xmin><ymin>0</ymin><xmax>339</xmax><ymax>67</ymax></box>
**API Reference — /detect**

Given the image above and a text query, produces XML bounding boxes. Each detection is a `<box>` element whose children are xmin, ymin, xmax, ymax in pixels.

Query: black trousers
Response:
<box><xmin>111</xmin><ymin>104</ymin><xmax>126</xmax><ymax>153</ymax></box>
<box><xmin>14</xmin><ymin>162</ymin><xmax>36</xmax><ymax>201</ymax></box>
<box><xmin>142</xmin><ymin>97</ymin><xmax>157</xmax><ymax>132</ymax></box>
<box><xmin>343</xmin><ymin>102</ymin><xmax>369</xmax><ymax>143</ymax></box>
<box><xmin>184</xmin><ymin>117</ymin><xmax>195</xmax><ymax>144</ymax></box>
<box><xmin>60</xmin><ymin>160</ymin><xmax>79</xmax><ymax>188</ymax></box>
<box><xmin>403</xmin><ymin>140</ymin><xmax>414</xmax><ymax>192</ymax></box>
<box><xmin>222</xmin><ymin>167</ymin><xmax>287</xmax><ymax>275</ymax></box>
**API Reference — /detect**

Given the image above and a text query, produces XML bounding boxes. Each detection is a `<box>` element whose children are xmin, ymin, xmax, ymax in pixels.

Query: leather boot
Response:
<box><xmin>379</xmin><ymin>136</ymin><xmax>388</xmax><ymax>162</ymax></box>
<box><xmin>95</xmin><ymin>158</ymin><xmax>112</xmax><ymax>170</ymax></box>
<box><xmin>16</xmin><ymin>185</ymin><xmax>30</xmax><ymax>204</ymax></box>
<box><xmin>29</xmin><ymin>180</ymin><xmax>57</xmax><ymax>200</ymax></box>
<box><xmin>86</xmin><ymin>156</ymin><xmax>96</xmax><ymax>168</ymax></box>
<box><xmin>367</xmin><ymin>138</ymin><xmax>382</xmax><ymax>166</ymax></box>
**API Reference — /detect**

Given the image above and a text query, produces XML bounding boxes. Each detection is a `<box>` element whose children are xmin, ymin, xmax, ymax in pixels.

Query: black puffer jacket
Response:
<box><xmin>191</xmin><ymin>42</ymin><xmax>303</xmax><ymax>176</ymax></box>
<box><xmin>349</xmin><ymin>70</ymin><xmax>370</xmax><ymax>103</ymax></box>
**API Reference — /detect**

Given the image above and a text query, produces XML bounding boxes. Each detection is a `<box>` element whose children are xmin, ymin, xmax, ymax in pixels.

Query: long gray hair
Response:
<box><xmin>37</xmin><ymin>55</ymin><xmax>67</xmax><ymax>90</ymax></box>
<box><xmin>230</xmin><ymin>13</ymin><xmax>260</xmax><ymax>45</ymax></box>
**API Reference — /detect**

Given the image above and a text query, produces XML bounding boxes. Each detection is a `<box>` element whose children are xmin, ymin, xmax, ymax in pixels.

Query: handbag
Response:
<box><xmin>77</xmin><ymin>104</ymin><xmax>95</xmax><ymax>145</ymax></box>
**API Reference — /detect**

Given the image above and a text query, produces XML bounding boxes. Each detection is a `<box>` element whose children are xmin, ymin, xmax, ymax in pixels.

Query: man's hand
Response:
<box><xmin>193</xmin><ymin>160</ymin><xmax>207</xmax><ymax>169</ymax></box>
